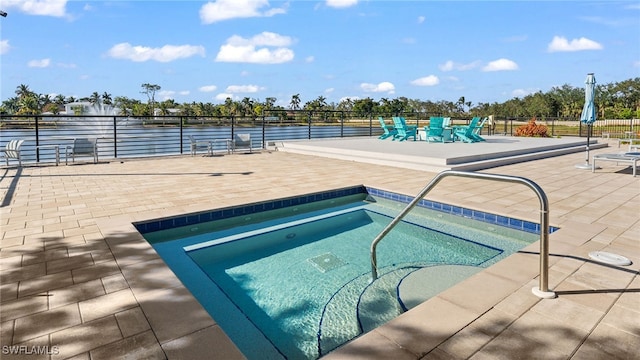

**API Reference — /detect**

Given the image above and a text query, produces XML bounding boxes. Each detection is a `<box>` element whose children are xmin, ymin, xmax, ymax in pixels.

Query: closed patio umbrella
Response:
<box><xmin>576</xmin><ymin>73</ymin><xmax>597</xmax><ymax>169</ymax></box>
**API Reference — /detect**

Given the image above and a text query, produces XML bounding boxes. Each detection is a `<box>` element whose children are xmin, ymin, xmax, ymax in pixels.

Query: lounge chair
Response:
<box><xmin>470</xmin><ymin>117</ymin><xmax>488</xmax><ymax>142</ymax></box>
<box><xmin>378</xmin><ymin>117</ymin><xmax>397</xmax><ymax>139</ymax></box>
<box><xmin>392</xmin><ymin>117</ymin><xmax>417</xmax><ymax>141</ymax></box>
<box><xmin>592</xmin><ymin>152</ymin><xmax>640</xmax><ymax>177</ymax></box>
<box><xmin>230</xmin><ymin>133</ymin><xmax>261</xmax><ymax>153</ymax></box>
<box><xmin>424</xmin><ymin>117</ymin><xmax>452</xmax><ymax>143</ymax></box>
<box><xmin>453</xmin><ymin>117</ymin><xmax>481</xmax><ymax>143</ymax></box>
<box><xmin>188</xmin><ymin>135</ymin><xmax>213</xmax><ymax>156</ymax></box>
<box><xmin>65</xmin><ymin>138</ymin><xmax>98</xmax><ymax>164</ymax></box>
<box><xmin>2</xmin><ymin>139</ymin><xmax>24</xmax><ymax>167</ymax></box>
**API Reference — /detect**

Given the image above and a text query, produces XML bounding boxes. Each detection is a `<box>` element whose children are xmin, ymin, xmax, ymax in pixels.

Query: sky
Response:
<box><xmin>1</xmin><ymin>0</ymin><xmax>639</xmax><ymax>108</ymax></box>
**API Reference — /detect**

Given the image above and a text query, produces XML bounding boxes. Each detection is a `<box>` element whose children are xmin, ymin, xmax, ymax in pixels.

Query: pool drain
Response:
<box><xmin>308</xmin><ymin>252</ymin><xmax>347</xmax><ymax>273</ymax></box>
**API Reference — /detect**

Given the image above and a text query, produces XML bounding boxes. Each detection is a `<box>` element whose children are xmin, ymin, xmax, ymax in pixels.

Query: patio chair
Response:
<box><xmin>2</xmin><ymin>139</ymin><xmax>24</xmax><ymax>167</ymax></box>
<box><xmin>378</xmin><ymin>117</ymin><xmax>397</xmax><ymax>139</ymax></box>
<box><xmin>188</xmin><ymin>135</ymin><xmax>213</xmax><ymax>156</ymax></box>
<box><xmin>592</xmin><ymin>152</ymin><xmax>640</xmax><ymax>177</ymax></box>
<box><xmin>230</xmin><ymin>133</ymin><xmax>261</xmax><ymax>153</ymax></box>
<box><xmin>453</xmin><ymin>117</ymin><xmax>481</xmax><ymax>143</ymax></box>
<box><xmin>424</xmin><ymin>117</ymin><xmax>451</xmax><ymax>143</ymax></box>
<box><xmin>392</xmin><ymin>117</ymin><xmax>417</xmax><ymax>141</ymax></box>
<box><xmin>65</xmin><ymin>138</ymin><xmax>98</xmax><ymax>164</ymax></box>
<box><xmin>470</xmin><ymin>117</ymin><xmax>488</xmax><ymax>142</ymax></box>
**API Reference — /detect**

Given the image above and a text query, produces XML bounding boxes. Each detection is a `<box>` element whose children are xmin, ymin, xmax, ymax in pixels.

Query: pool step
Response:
<box><xmin>397</xmin><ymin>265</ymin><xmax>482</xmax><ymax>310</ymax></box>
<box><xmin>318</xmin><ymin>264</ymin><xmax>484</xmax><ymax>356</ymax></box>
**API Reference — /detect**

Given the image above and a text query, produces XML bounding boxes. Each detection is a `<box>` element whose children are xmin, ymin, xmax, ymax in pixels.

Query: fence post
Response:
<box><xmin>261</xmin><ymin>113</ymin><xmax>266</xmax><ymax>149</ymax></box>
<box><xmin>340</xmin><ymin>111</ymin><xmax>344</xmax><ymax>137</ymax></box>
<box><xmin>231</xmin><ymin>115</ymin><xmax>235</xmax><ymax>140</ymax></box>
<box><xmin>308</xmin><ymin>111</ymin><xmax>312</xmax><ymax>139</ymax></box>
<box><xmin>113</xmin><ymin>116</ymin><xmax>118</xmax><ymax>158</ymax></box>
<box><xmin>179</xmin><ymin>116</ymin><xmax>184</xmax><ymax>154</ymax></box>
<box><xmin>35</xmin><ymin>116</ymin><xmax>40</xmax><ymax>162</ymax></box>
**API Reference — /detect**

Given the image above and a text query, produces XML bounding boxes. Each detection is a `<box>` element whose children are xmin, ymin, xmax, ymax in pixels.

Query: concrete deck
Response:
<box><xmin>0</xmin><ymin>137</ymin><xmax>638</xmax><ymax>359</ymax></box>
<box><xmin>273</xmin><ymin>135</ymin><xmax>607</xmax><ymax>172</ymax></box>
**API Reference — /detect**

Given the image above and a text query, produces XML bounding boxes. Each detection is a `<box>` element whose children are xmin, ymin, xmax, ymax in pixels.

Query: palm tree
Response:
<box><xmin>290</xmin><ymin>94</ymin><xmax>301</xmax><ymax>110</ymax></box>
<box><xmin>102</xmin><ymin>92</ymin><xmax>113</xmax><ymax>106</ymax></box>
<box><xmin>15</xmin><ymin>84</ymin><xmax>33</xmax><ymax>99</ymax></box>
<box><xmin>17</xmin><ymin>94</ymin><xmax>39</xmax><ymax>115</ymax></box>
<box><xmin>89</xmin><ymin>92</ymin><xmax>101</xmax><ymax>106</ymax></box>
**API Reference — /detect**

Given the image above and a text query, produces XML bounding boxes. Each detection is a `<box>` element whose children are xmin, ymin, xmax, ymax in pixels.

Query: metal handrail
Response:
<box><xmin>370</xmin><ymin>170</ymin><xmax>556</xmax><ymax>299</ymax></box>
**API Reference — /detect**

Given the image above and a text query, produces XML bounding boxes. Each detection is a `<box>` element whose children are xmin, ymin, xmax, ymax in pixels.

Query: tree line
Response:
<box><xmin>2</xmin><ymin>78</ymin><xmax>638</xmax><ymax>119</ymax></box>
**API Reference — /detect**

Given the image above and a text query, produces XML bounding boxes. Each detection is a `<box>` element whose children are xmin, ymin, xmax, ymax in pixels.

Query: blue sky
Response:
<box><xmin>1</xmin><ymin>0</ymin><xmax>639</xmax><ymax>107</ymax></box>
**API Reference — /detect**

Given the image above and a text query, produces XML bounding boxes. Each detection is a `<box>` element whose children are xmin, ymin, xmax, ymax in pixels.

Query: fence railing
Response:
<box><xmin>1</xmin><ymin>112</ymin><xmax>637</xmax><ymax>165</ymax></box>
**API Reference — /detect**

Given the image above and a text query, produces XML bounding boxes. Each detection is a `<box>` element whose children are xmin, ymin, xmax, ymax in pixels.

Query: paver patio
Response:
<box><xmin>0</xmin><ymin>138</ymin><xmax>638</xmax><ymax>359</ymax></box>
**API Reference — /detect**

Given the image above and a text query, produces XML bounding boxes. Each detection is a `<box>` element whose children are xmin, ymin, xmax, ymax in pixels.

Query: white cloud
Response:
<box><xmin>200</xmin><ymin>0</ymin><xmax>287</xmax><ymax>24</ymax></box>
<box><xmin>158</xmin><ymin>90</ymin><xmax>175</xmax><ymax>100</ymax></box>
<box><xmin>417</xmin><ymin>16</ymin><xmax>425</xmax><ymax>24</ymax></box>
<box><xmin>305</xmin><ymin>56</ymin><xmax>315</xmax><ymax>63</ymax></box>
<box><xmin>439</xmin><ymin>60</ymin><xmax>480</xmax><ymax>72</ymax></box>
<box><xmin>410</xmin><ymin>75</ymin><xmax>439</xmax><ymax>86</ymax></box>
<box><xmin>106</xmin><ymin>43</ymin><xmax>205</xmax><ymax>62</ymax></box>
<box><xmin>326</xmin><ymin>0</ymin><xmax>358</xmax><ymax>8</ymax></box>
<box><xmin>3</xmin><ymin>0</ymin><xmax>67</xmax><ymax>17</ymax></box>
<box><xmin>482</xmin><ymin>58</ymin><xmax>519</xmax><ymax>72</ymax></box>
<box><xmin>0</xmin><ymin>40</ymin><xmax>10</xmax><ymax>55</ymax></box>
<box><xmin>179</xmin><ymin>91</ymin><xmax>190</xmax><ymax>96</ymax></box>
<box><xmin>340</xmin><ymin>96</ymin><xmax>360</xmax><ymax>102</ymax></box>
<box><xmin>199</xmin><ymin>85</ymin><xmax>218</xmax><ymax>92</ymax></box>
<box><xmin>360</xmin><ymin>81</ymin><xmax>395</xmax><ymax>93</ymax></box>
<box><xmin>226</xmin><ymin>85</ymin><xmax>262</xmax><ymax>93</ymax></box>
<box><xmin>511</xmin><ymin>88</ymin><xmax>539</xmax><ymax>98</ymax></box>
<box><xmin>215</xmin><ymin>32</ymin><xmax>295</xmax><ymax>64</ymax></box>
<box><xmin>215</xmin><ymin>93</ymin><xmax>238</xmax><ymax>101</ymax></box>
<box><xmin>28</xmin><ymin>58</ymin><xmax>51</xmax><ymax>68</ymax></box>
<box><xmin>325</xmin><ymin>88</ymin><xmax>334</xmax><ymax>94</ymax></box>
<box><xmin>547</xmin><ymin>36</ymin><xmax>603</xmax><ymax>52</ymax></box>
<box><xmin>633</xmin><ymin>60</ymin><xmax>640</xmax><ymax>67</ymax></box>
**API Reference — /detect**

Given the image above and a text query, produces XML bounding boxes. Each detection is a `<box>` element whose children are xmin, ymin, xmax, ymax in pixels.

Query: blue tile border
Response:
<box><xmin>134</xmin><ymin>185</ymin><xmax>558</xmax><ymax>235</ymax></box>
<box><xmin>365</xmin><ymin>186</ymin><xmax>559</xmax><ymax>235</ymax></box>
<box><xmin>134</xmin><ymin>185</ymin><xmax>369</xmax><ymax>234</ymax></box>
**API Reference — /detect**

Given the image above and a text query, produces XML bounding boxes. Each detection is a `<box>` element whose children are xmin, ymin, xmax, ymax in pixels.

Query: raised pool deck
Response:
<box><xmin>0</xmin><ymin>137</ymin><xmax>638</xmax><ymax>359</ymax></box>
<box><xmin>274</xmin><ymin>135</ymin><xmax>607</xmax><ymax>172</ymax></box>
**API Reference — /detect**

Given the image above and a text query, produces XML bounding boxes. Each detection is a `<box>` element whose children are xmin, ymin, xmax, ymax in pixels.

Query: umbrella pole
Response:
<box><xmin>585</xmin><ymin>124</ymin><xmax>590</xmax><ymax>163</ymax></box>
<box><xmin>575</xmin><ymin>123</ymin><xmax>593</xmax><ymax>169</ymax></box>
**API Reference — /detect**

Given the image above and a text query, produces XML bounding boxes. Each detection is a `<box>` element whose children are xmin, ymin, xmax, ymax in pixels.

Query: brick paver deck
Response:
<box><xmin>1</xmin><ymin>139</ymin><xmax>638</xmax><ymax>359</ymax></box>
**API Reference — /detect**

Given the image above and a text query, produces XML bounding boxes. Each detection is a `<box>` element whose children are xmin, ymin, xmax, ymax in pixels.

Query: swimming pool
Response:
<box><xmin>136</xmin><ymin>186</ymin><xmax>556</xmax><ymax>360</ymax></box>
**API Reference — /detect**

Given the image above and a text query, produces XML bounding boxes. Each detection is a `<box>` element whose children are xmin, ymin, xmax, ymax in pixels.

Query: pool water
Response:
<box><xmin>138</xmin><ymin>188</ymin><xmax>545</xmax><ymax>360</ymax></box>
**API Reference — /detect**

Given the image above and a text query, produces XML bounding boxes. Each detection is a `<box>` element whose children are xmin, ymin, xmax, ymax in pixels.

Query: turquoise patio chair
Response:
<box><xmin>453</xmin><ymin>117</ymin><xmax>481</xmax><ymax>143</ymax></box>
<box><xmin>424</xmin><ymin>117</ymin><xmax>449</xmax><ymax>143</ymax></box>
<box><xmin>392</xmin><ymin>117</ymin><xmax>417</xmax><ymax>141</ymax></box>
<box><xmin>377</xmin><ymin>117</ymin><xmax>397</xmax><ymax>140</ymax></box>
<box><xmin>470</xmin><ymin>117</ymin><xmax>488</xmax><ymax>142</ymax></box>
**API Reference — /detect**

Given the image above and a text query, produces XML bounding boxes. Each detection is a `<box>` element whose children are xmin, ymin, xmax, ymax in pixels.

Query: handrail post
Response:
<box><xmin>370</xmin><ymin>170</ymin><xmax>556</xmax><ymax>299</ymax></box>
